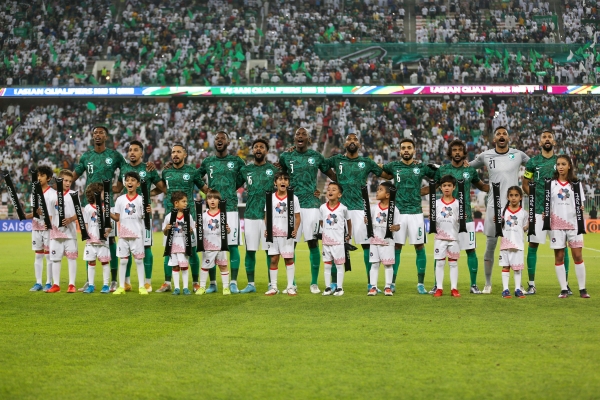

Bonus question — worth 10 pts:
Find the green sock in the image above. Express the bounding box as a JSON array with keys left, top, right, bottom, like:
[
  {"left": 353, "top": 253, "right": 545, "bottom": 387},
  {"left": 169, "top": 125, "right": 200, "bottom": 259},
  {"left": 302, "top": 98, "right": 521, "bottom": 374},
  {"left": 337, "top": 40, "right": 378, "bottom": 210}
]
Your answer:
[
  {"left": 209, "top": 266, "right": 216, "bottom": 283},
  {"left": 144, "top": 247, "right": 153, "bottom": 279},
  {"left": 190, "top": 249, "right": 199, "bottom": 282},
  {"left": 126, "top": 255, "right": 132, "bottom": 278},
  {"left": 432, "top": 259, "right": 437, "bottom": 286},
  {"left": 527, "top": 246, "right": 537, "bottom": 283},
  {"left": 245, "top": 250, "right": 256, "bottom": 283},
  {"left": 309, "top": 246, "right": 321, "bottom": 285},
  {"left": 363, "top": 249, "right": 371, "bottom": 284},
  {"left": 392, "top": 248, "right": 401, "bottom": 283},
  {"left": 230, "top": 245, "right": 240, "bottom": 281},
  {"left": 416, "top": 248, "right": 426, "bottom": 284},
  {"left": 564, "top": 247, "right": 570, "bottom": 280},
  {"left": 110, "top": 242, "right": 118, "bottom": 281},
  {"left": 164, "top": 257, "right": 172, "bottom": 282},
  {"left": 467, "top": 251, "right": 478, "bottom": 286},
  {"left": 266, "top": 253, "right": 271, "bottom": 283},
  {"left": 331, "top": 264, "right": 337, "bottom": 284}
]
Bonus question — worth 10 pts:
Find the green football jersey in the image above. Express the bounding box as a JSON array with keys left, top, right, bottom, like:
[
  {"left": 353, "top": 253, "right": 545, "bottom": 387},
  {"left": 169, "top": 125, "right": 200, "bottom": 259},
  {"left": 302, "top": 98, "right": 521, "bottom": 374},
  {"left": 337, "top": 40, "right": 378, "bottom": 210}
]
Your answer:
[
  {"left": 279, "top": 149, "right": 330, "bottom": 209},
  {"left": 383, "top": 161, "right": 435, "bottom": 214},
  {"left": 524, "top": 154, "right": 557, "bottom": 213},
  {"left": 74, "top": 148, "right": 125, "bottom": 205},
  {"left": 119, "top": 162, "right": 161, "bottom": 195},
  {"left": 198, "top": 155, "right": 245, "bottom": 212},
  {"left": 161, "top": 165, "right": 205, "bottom": 216},
  {"left": 434, "top": 164, "right": 481, "bottom": 222},
  {"left": 240, "top": 162, "right": 277, "bottom": 219},
  {"left": 327, "top": 154, "right": 382, "bottom": 210}
]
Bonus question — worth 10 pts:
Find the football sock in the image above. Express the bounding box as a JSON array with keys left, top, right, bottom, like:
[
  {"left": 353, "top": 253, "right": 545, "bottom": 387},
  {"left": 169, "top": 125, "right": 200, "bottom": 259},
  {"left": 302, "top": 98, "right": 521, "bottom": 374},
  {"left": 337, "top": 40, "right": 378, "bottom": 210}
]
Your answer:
[
  {"left": 208, "top": 263, "right": 217, "bottom": 283},
  {"left": 324, "top": 262, "right": 332, "bottom": 288},
  {"left": 467, "top": 251, "right": 478, "bottom": 286},
  {"left": 230, "top": 245, "right": 240, "bottom": 281},
  {"left": 67, "top": 258, "right": 77, "bottom": 286},
  {"left": 200, "top": 268, "right": 209, "bottom": 287},
  {"left": 393, "top": 248, "right": 401, "bottom": 283},
  {"left": 527, "top": 246, "right": 537, "bottom": 284},
  {"left": 269, "top": 267, "right": 278, "bottom": 289},
  {"left": 34, "top": 253, "right": 44, "bottom": 284},
  {"left": 119, "top": 258, "right": 128, "bottom": 288},
  {"left": 266, "top": 254, "right": 271, "bottom": 283},
  {"left": 109, "top": 241, "right": 118, "bottom": 278},
  {"left": 484, "top": 236, "right": 497, "bottom": 286},
  {"left": 564, "top": 247, "right": 570, "bottom": 280},
  {"left": 449, "top": 260, "right": 458, "bottom": 290},
  {"left": 554, "top": 263, "right": 567, "bottom": 291},
  {"left": 190, "top": 249, "right": 200, "bottom": 282},
  {"left": 125, "top": 276, "right": 131, "bottom": 285},
  {"left": 221, "top": 270, "right": 230, "bottom": 287},
  {"left": 574, "top": 261, "right": 586, "bottom": 290},
  {"left": 502, "top": 270, "right": 510, "bottom": 291},
  {"left": 384, "top": 266, "right": 393, "bottom": 287},
  {"left": 102, "top": 263, "right": 110, "bottom": 285},
  {"left": 331, "top": 264, "right": 337, "bottom": 284},
  {"left": 52, "top": 261, "right": 61, "bottom": 285},
  {"left": 514, "top": 270, "right": 522, "bottom": 291},
  {"left": 369, "top": 263, "right": 380, "bottom": 287},
  {"left": 309, "top": 246, "right": 320, "bottom": 285},
  {"left": 416, "top": 248, "right": 426, "bottom": 284},
  {"left": 88, "top": 262, "right": 96, "bottom": 287},
  {"left": 144, "top": 247, "right": 153, "bottom": 280},
  {"left": 245, "top": 250, "right": 256, "bottom": 283},
  {"left": 431, "top": 259, "right": 437, "bottom": 286},
  {"left": 182, "top": 268, "right": 189, "bottom": 289},
  {"left": 126, "top": 255, "right": 132, "bottom": 278},
  {"left": 173, "top": 270, "right": 180, "bottom": 290},
  {"left": 435, "top": 259, "right": 445, "bottom": 290},
  {"left": 286, "top": 263, "right": 295, "bottom": 288},
  {"left": 111, "top": 268, "right": 117, "bottom": 282},
  {"left": 135, "top": 258, "right": 145, "bottom": 288},
  {"left": 45, "top": 254, "right": 52, "bottom": 284},
  {"left": 363, "top": 249, "right": 371, "bottom": 284},
  {"left": 336, "top": 264, "right": 344, "bottom": 288},
  {"left": 163, "top": 256, "right": 172, "bottom": 283}
]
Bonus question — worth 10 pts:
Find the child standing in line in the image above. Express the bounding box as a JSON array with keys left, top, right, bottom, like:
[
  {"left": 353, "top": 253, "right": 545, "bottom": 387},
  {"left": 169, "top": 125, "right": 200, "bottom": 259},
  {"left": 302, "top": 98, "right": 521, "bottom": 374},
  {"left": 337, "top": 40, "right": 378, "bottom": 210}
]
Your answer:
[{"left": 499, "top": 186, "right": 528, "bottom": 299}]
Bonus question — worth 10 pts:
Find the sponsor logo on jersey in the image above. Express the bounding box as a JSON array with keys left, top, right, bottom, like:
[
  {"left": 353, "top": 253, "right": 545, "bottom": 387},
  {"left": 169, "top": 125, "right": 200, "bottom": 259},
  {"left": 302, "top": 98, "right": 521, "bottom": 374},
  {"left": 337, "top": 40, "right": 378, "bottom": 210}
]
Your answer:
[
  {"left": 266, "top": 169, "right": 273, "bottom": 176},
  {"left": 413, "top": 167, "right": 420, "bottom": 174},
  {"left": 227, "top": 161, "right": 235, "bottom": 170},
  {"left": 505, "top": 215, "right": 518, "bottom": 227},
  {"left": 207, "top": 218, "right": 220, "bottom": 231},
  {"left": 275, "top": 202, "right": 287, "bottom": 214},
  {"left": 308, "top": 157, "right": 315, "bottom": 165},
  {"left": 463, "top": 172, "right": 470, "bottom": 179},
  {"left": 105, "top": 158, "right": 113, "bottom": 165},
  {"left": 125, "top": 203, "right": 137, "bottom": 215},
  {"left": 375, "top": 211, "right": 387, "bottom": 223},
  {"left": 358, "top": 161, "right": 365, "bottom": 169},
  {"left": 326, "top": 213, "right": 338, "bottom": 225},
  {"left": 441, "top": 206, "right": 453, "bottom": 218},
  {"left": 558, "top": 188, "right": 570, "bottom": 200},
  {"left": 183, "top": 173, "right": 190, "bottom": 181}
]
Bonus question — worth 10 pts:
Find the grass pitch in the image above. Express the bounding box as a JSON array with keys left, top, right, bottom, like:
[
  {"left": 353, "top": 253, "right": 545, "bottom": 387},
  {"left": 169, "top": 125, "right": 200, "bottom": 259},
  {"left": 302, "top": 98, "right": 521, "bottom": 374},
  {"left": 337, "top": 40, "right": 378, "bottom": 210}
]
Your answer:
[{"left": 1, "top": 232, "right": 599, "bottom": 399}]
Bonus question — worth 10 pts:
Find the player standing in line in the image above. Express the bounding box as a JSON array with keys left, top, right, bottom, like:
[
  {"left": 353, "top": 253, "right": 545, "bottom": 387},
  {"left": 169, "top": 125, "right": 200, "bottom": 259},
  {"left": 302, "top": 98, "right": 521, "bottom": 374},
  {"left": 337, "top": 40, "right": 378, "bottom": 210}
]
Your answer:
[
  {"left": 82, "top": 183, "right": 113, "bottom": 294},
  {"left": 498, "top": 186, "right": 528, "bottom": 299},
  {"left": 366, "top": 181, "right": 401, "bottom": 296},
  {"left": 427, "top": 140, "right": 489, "bottom": 294},
  {"left": 264, "top": 172, "right": 301, "bottom": 296},
  {"left": 73, "top": 126, "right": 155, "bottom": 292},
  {"left": 522, "top": 129, "right": 571, "bottom": 295},
  {"left": 326, "top": 133, "right": 383, "bottom": 292},
  {"left": 238, "top": 138, "right": 278, "bottom": 293},
  {"left": 26, "top": 166, "right": 55, "bottom": 292},
  {"left": 319, "top": 182, "right": 352, "bottom": 296},
  {"left": 111, "top": 172, "right": 150, "bottom": 295},
  {"left": 432, "top": 175, "right": 462, "bottom": 298},
  {"left": 197, "top": 131, "right": 245, "bottom": 293},
  {"left": 152, "top": 143, "right": 205, "bottom": 293},
  {"left": 162, "top": 192, "right": 195, "bottom": 296},
  {"left": 549, "top": 156, "right": 590, "bottom": 299},
  {"left": 468, "top": 127, "right": 530, "bottom": 294},
  {"left": 46, "top": 170, "right": 79, "bottom": 293},
  {"left": 196, "top": 190, "right": 232, "bottom": 295},
  {"left": 382, "top": 138, "right": 436, "bottom": 294},
  {"left": 112, "top": 140, "right": 165, "bottom": 292},
  {"left": 279, "top": 128, "right": 337, "bottom": 294}
]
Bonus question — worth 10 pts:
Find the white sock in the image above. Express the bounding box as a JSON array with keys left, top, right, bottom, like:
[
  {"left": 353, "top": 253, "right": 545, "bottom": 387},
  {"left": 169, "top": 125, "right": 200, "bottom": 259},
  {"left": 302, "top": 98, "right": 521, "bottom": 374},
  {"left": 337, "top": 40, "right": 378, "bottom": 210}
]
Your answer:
[
  {"left": 248, "top": 282, "right": 255, "bottom": 286},
  {"left": 119, "top": 258, "right": 128, "bottom": 288},
  {"left": 514, "top": 270, "right": 522, "bottom": 291},
  {"left": 173, "top": 270, "right": 180, "bottom": 289},
  {"left": 221, "top": 270, "right": 230, "bottom": 287},
  {"left": 449, "top": 260, "right": 458, "bottom": 290},
  {"left": 269, "top": 268, "right": 278, "bottom": 289},
  {"left": 384, "top": 266, "right": 393, "bottom": 287},
  {"left": 574, "top": 261, "right": 586, "bottom": 290},
  {"left": 369, "top": 263, "right": 380, "bottom": 287},
  {"left": 502, "top": 270, "right": 510, "bottom": 291},
  {"left": 34, "top": 253, "right": 44, "bottom": 284},
  {"left": 286, "top": 263, "right": 295, "bottom": 288},
  {"left": 125, "top": 276, "right": 131, "bottom": 285},
  {"left": 182, "top": 268, "right": 189, "bottom": 289},
  {"left": 145, "top": 278, "right": 151, "bottom": 285},
  {"left": 45, "top": 254, "right": 53, "bottom": 284},
  {"left": 529, "top": 280, "right": 535, "bottom": 286},
  {"left": 336, "top": 265, "right": 344, "bottom": 288},
  {"left": 324, "top": 262, "right": 332, "bottom": 288},
  {"left": 52, "top": 261, "right": 61, "bottom": 286},
  {"left": 135, "top": 258, "right": 145, "bottom": 288},
  {"left": 200, "top": 268, "right": 209, "bottom": 287},
  {"left": 88, "top": 263, "right": 96, "bottom": 287},
  {"left": 435, "top": 259, "right": 445, "bottom": 290},
  {"left": 210, "top": 280, "right": 217, "bottom": 285},
  {"left": 67, "top": 258, "right": 77, "bottom": 286},
  {"left": 102, "top": 264, "right": 110, "bottom": 286},
  {"left": 231, "top": 280, "right": 237, "bottom": 285},
  {"left": 555, "top": 264, "right": 567, "bottom": 290},
  {"left": 484, "top": 259, "right": 494, "bottom": 286}
]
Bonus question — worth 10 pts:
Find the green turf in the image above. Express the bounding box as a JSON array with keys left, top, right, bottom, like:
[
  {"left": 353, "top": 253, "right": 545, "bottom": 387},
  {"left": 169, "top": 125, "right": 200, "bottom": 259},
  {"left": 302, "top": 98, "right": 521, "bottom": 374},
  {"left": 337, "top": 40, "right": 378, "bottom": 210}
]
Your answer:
[{"left": 1, "top": 232, "right": 599, "bottom": 399}]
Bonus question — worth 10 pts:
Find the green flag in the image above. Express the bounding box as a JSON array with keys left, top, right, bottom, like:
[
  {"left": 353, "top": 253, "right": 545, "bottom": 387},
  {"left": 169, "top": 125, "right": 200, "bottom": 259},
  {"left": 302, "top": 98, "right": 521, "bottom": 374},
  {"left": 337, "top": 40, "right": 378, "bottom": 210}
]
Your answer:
[
  {"left": 31, "top": 53, "right": 37, "bottom": 67},
  {"left": 130, "top": 17, "right": 136, "bottom": 27},
  {"left": 536, "top": 71, "right": 547, "bottom": 76},
  {"left": 257, "top": 28, "right": 263, "bottom": 37},
  {"left": 148, "top": 50, "right": 155, "bottom": 60},
  {"left": 3, "top": 55, "right": 9, "bottom": 68},
  {"left": 596, "top": 52, "right": 600, "bottom": 62},
  {"left": 188, "top": 9, "right": 194, "bottom": 19},
  {"left": 158, "top": 74, "right": 166, "bottom": 85},
  {"left": 505, "top": 64, "right": 510, "bottom": 74},
  {"left": 231, "top": 61, "right": 242, "bottom": 69},
  {"left": 193, "top": 63, "right": 201, "bottom": 73},
  {"left": 471, "top": 55, "right": 477, "bottom": 65},
  {"left": 503, "top": 49, "right": 509, "bottom": 60},
  {"left": 233, "top": 68, "right": 240, "bottom": 82},
  {"left": 494, "top": 50, "right": 502, "bottom": 59},
  {"left": 484, "top": 59, "right": 491, "bottom": 69},
  {"left": 90, "top": 75, "right": 99, "bottom": 85},
  {"left": 203, "top": 77, "right": 210, "bottom": 85},
  {"left": 75, "top": 74, "right": 86, "bottom": 79},
  {"left": 124, "top": 20, "right": 130, "bottom": 29},
  {"left": 530, "top": 62, "right": 535, "bottom": 73},
  {"left": 114, "top": 59, "right": 121, "bottom": 69},
  {"left": 138, "top": 64, "right": 146, "bottom": 73},
  {"left": 126, "top": 127, "right": 133, "bottom": 137},
  {"left": 305, "top": 71, "right": 312, "bottom": 79},
  {"left": 157, "top": 66, "right": 166, "bottom": 75},
  {"left": 291, "top": 61, "right": 299, "bottom": 71},
  {"left": 87, "top": 102, "right": 97, "bottom": 111},
  {"left": 225, "top": 41, "right": 232, "bottom": 49},
  {"left": 13, "top": 55, "right": 18, "bottom": 63},
  {"left": 140, "top": 46, "right": 148, "bottom": 56},
  {"left": 235, "top": 51, "right": 245, "bottom": 61},
  {"left": 485, "top": 48, "right": 494, "bottom": 55},
  {"left": 171, "top": 49, "right": 181, "bottom": 62},
  {"left": 517, "top": 51, "right": 522, "bottom": 66},
  {"left": 543, "top": 60, "right": 553, "bottom": 68}
]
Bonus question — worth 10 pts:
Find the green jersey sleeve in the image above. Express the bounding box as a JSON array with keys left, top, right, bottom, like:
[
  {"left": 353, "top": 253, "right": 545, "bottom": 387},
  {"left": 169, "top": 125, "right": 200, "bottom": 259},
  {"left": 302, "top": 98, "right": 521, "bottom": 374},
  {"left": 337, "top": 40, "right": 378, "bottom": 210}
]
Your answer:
[
  {"left": 193, "top": 169, "right": 205, "bottom": 190},
  {"left": 523, "top": 158, "right": 535, "bottom": 180},
  {"left": 279, "top": 153, "right": 289, "bottom": 173},
  {"left": 470, "top": 168, "right": 481, "bottom": 184},
  {"left": 317, "top": 153, "right": 329, "bottom": 174},
  {"left": 74, "top": 153, "right": 86, "bottom": 176},
  {"left": 367, "top": 158, "right": 383, "bottom": 177}
]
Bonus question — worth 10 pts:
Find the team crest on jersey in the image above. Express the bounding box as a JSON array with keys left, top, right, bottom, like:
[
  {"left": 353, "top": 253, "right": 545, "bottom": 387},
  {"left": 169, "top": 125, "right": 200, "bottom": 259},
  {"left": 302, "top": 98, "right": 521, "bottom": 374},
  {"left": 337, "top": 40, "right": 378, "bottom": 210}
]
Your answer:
[
  {"left": 358, "top": 162, "right": 365, "bottom": 169},
  {"left": 375, "top": 211, "right": 387, "bottom": 223},
  {"left": 266, "top": 169, "right": 273, "bottom": 176},
  {"left": 207, "top": 219, "right": 220, "bottom": 231},
  {"left": 275, "top": 202, "right": 287, "bottom": 214},
  {"left": 413, "top": 167, "right": 420, "bottom": 175},
  {"left": 139, "top": 171, "right": 146, "bottom": 178},
  {"left": 125, "top": 203, "right": 137, "bottom": 215},
  {"left": 326, "top": 214, "right": 338, "bottom": 225},
  {"left": 308, "top": 157, "right": 315, "bottom": 165},
  {"left": 182, "top": 173, "right": 190, "bottom": 181},
  {"left": 508, "top": 154, "right": 515, "bottom": 160},
  {"left": 441, "top": 206, "right": 453, "bottom": 218},
  {"left": 463, "top": 172, "right": 470, "bottom": 179},
  {"left": 173, "top": 221, "right": 183, "bottom": 233},
  {"left": 227, "top": 162, "right": 235, "bottom": 170},
  {"left": 105, "top": 158, "right": 113, "bottom": 165},
  {"left": 505, "top": 215, "right": 518, "bottom": 227},
  {"left": 558, "top": 188, "right": 570, "bottom": 200}
]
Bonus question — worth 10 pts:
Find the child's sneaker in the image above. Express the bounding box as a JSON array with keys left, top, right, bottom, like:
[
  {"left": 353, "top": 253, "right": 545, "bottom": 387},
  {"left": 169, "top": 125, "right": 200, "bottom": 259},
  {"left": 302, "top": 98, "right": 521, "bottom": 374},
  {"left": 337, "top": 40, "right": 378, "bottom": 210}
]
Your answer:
[
  {"left": 43, "top": 283, "right": 52, "bottom": 292},
  {"left": 579, "top": 289, "right": 590, "bottom": 298},
  {"left": 67, "top": 284, "right": 77, "bottom": 293},
  {"left": 384, "top": 287, "right": 393, "bottom": 296},
  {"left": 100, "top": 285, "right": 110, "bottom": 294},
  {"left": 367, "top": 286, "right": 378, "bottom": 296},
  {"left": 502, "top": 289, "right": 512, "bottom": 298},
  {"left": 183, "top": 288, "right": 191, "bottom": 295},
  {"left": 240, "top": 284, "right": 257, "bottom": 294},
  {"left": 451, "top": 289, "right": 461, "bottom": 297},
  {"left": 172, "top": 288, "right": 180, "bottom": 295},
  {"left": 156, "top": 282, "right": 171, "bottom": 293},
  {"left": 83, "top": 285, "right": 95, "bottom": 294},
  {"left": 286, "top": 287, "right": 297, "bottom": 296},
  {"left": 139, "top": 287, "right": 149, "bottom": 295},
  {"left": 322, "top": 287, "right": 333, "bottom": 296},
  {"left": 112, "top": 287, "right": 125, "bottom": 295},
  {"left": 195, "top": 287, "right": 206, "bottom": 295},
  {"left": 333, "top": 288, "right": 344, "bottom": 296},
  {"left": 265, "top": 287, "right": 279, "bottom": 296},
  {"left": 206, "top": 283, "right": 218, "bottom": 294},
  {"left": 417, "top": 283, "right": 428, "bottom": 294},
  {"left": 558, "top": 290, "right": 569, "bottom": 298},
  {"left": 223, "top": 287, "right": 231, "bottom": 295},
  {"left": 78, "top": 282, "right": 89, "bottom": 292},
  {"left": 47, "top": 284, "right": 60, "bottom": 293},
  {"left": 144, "top": 283, "right": 153, "bottom": 292},
  {"left": 515, "top": 289, "right": 526, "bottom": 298},
  {"left": 428, "top": 285, "right": 438, "bottom": 295},
  {"left": 124, "top": 283, "right": 132, "bottom": 292},
  {"left": 109, "top": 281, "right": 118, "bottom": 292},
  {"left": 30, "top": 283, "right": 43, "bottom": 292},
  {"left": 433, "top": 289, "right": 443, "bottom": 297}
]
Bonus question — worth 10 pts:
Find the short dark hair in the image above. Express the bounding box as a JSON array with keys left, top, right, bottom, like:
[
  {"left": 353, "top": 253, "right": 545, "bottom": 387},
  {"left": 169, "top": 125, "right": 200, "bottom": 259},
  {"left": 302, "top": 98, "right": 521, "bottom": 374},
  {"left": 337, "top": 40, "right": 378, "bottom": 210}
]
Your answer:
[
  {"left": 540, "top": 129, "right": 554, "bottom": 136},
  {"left": 439, "top": 174, "right": 457, "bottom": 187},
  {"left": 85, "top": 182, "right": 103, "bottom": 204},
  {"left": 206, "top": 189, "right": 222, "bottom": 200},
  {"left": 328, "top": 181, "right": 343, "bottom": 194},
  {"left": 494, "top": 126, "right": 508, "bottom": 134},
  {"left": 129, "top": 140, "right": 144, "bottom": 151},
  {"left": 124, "top": 171, "right": 141, "bottom": 183},
  {"left": 172, "top": 142, "right": 187, "bottom": 152},
  {"left": 59, "top": 169, "right": 74, "bottom": 179},
  {"left": 446, "top": 139, "right": 466, "bottom": 159},
  {"left": 170, "top": 191, "right": 187, "bottom": 204},
  {"left": 37, "top": 166, "right": 53, "bottom": 180},
  {"left": 215, "top": 130, "right": 229, "bottom": 138},
  {"left": 93, "top": 125, "right": 108, "bottom": 135},
  {"left": 379, "top": 180, "right": 395, "bottom": 194},
  {"left": 274, "top": 171, "right": 290, "bottom": 182},
  {"left": 399, "top": 138, "right": 415, "bottom": 148},
  {"left": 252, "top": 138, "right": 270, "bottom": 151}
]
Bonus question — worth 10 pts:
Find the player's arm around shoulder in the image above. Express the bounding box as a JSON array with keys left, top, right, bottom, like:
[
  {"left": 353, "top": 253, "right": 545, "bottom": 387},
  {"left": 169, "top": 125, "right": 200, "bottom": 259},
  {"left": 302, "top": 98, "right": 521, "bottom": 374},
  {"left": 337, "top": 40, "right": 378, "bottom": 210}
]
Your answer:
[{"left": 380, "top": 162, "right": 394, "bottom": 180}]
